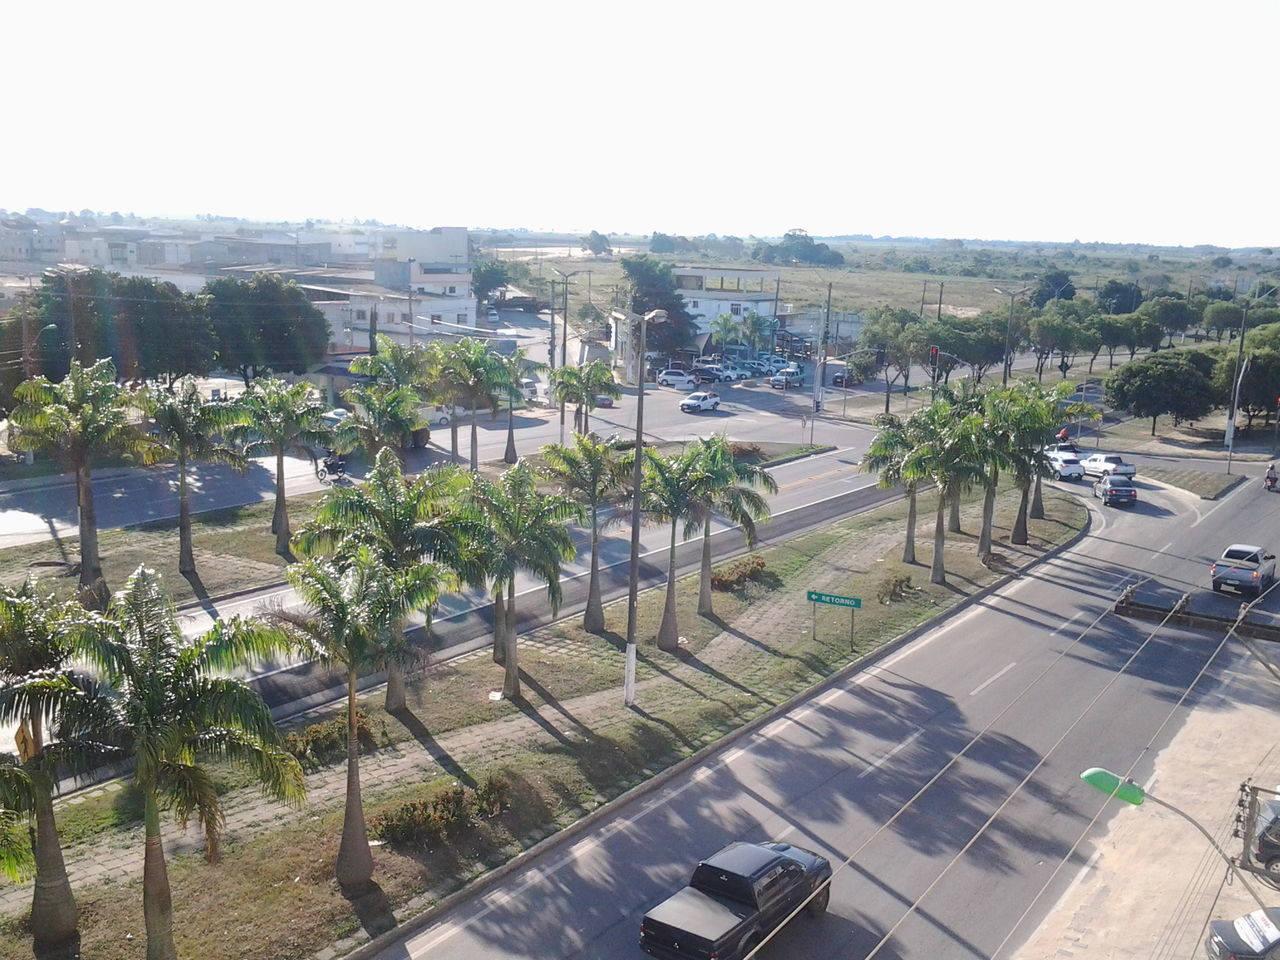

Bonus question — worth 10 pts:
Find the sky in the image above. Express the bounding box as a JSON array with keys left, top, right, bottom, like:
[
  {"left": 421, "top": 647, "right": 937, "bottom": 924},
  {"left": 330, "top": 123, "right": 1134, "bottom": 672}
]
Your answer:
[{"left": 6, "top": 0, "right": 1278, "bottom": 248}]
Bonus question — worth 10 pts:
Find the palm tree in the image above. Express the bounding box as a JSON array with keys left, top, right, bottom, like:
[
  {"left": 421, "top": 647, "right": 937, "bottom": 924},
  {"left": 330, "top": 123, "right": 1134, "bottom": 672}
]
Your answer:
[
  {"left": 47, "top": 567, "right": 305, "bottom": 960},
  {"left": 146, "top": 376, "right": 250, "bottom": 575},
  {"left": 689, "top": 436, "right": 777, "bottom": 617},
  {"left": 10, "top": 358, "right": 156, "bottom": 607},
  {"left": 294, "top": 448, "right": 479, "bottom": 711},
  {"left": 447, "top": 339, "right": 505, "bottom": 471},
  {"left": 0, "top": 580, "right": 89, "bottom": 960},
  {"left": 337, "top": 382, "right": 427, "bottom": 464},
  {"left": 494, "top": 347, "right": 544, "bottom": 464},
  {"left": 639, "top": 446, "right": 714, "bottom": 652},
  {"left": 862, "top": 412, "right": 925, "bottom": 564},
  {"left": 577, "top": 360, "right": 621, "bottom": 435},
  {"left": 975, "top": 387, "right": 1017, "bottom": 564},
  {"left": 349, "top": 335, "right": 431, "bottom": 393},
  {"left": 272, "top": 551, "right": 440, "bottom": 895},
  {"left": 230, "top": 378, "right": 332, "bottom": 555},
  {"left": 540, "top": 434, "right": 629, "bottom": 633},
  {"left": 905, "top": 398, "right": 985, "bottom": 585},
  {"left": 741, "top": 312, "right": 775, "bottom": 358},
  {"left": 710, "top": 313, "right": 742, "bottom": 354},
  {"left": 548, "top": 365, "right": 590, "bottom": 434},
  {"left": 465, "top": 463, "right": 579, "bottom": 700},
  {"left": 0, "top": 762, "right": 37, "bottom": 883},
  {"left": 424, "top": 341, "right": 465, "bottom": 464}
]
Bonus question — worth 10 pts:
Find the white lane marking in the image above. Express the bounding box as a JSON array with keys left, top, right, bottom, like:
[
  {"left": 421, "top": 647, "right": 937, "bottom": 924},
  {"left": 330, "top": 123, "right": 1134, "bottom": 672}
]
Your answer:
[
  {"left": 1048, "top": 612, "right": 1084, "bottom": 637},
  {"left": 1191, "top": 479, "right": 1248, "bottom": 528},
  {"left": 1159, "top": 539, "right": 1174, "bottom": 554},
  {"left": 1142, "top": 774, "right": 1157, "bottom": 793},
  {"left": 818, "top": 689, "right": 844, "bottom": 705},
  {"left": 858, "top": 727, "right": 925, "bottom": 779},
  {"left": 969, "top": 662, "right": 1017, "bottom": 697}
]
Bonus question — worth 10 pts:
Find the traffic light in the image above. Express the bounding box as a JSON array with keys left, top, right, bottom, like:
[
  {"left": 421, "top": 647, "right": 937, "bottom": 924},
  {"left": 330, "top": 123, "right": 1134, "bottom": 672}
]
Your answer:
[{"left": 929, "top": 345, "right": 939, "bottom": 368}]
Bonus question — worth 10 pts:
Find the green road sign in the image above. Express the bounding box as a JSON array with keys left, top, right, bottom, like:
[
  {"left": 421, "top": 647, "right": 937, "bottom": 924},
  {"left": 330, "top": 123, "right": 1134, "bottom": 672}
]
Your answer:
[{"left": 807, "top": 591, "right": 861, "bottom": 608}]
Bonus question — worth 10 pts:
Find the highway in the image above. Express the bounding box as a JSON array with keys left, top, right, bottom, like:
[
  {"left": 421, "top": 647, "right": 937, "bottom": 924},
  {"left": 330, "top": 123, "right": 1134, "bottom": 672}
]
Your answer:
[{"left": 359, "top": 470, "right": 1278, "bottom": 960}]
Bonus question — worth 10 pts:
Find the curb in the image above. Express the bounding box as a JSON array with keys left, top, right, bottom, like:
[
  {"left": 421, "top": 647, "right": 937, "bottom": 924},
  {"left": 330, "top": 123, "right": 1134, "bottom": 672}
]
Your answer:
[
  {"left": 759, "top": 445, "right": 837, "bottom": 468},
  {"left": 338, "top": 499, "right": 1095, "bottom": 960}
]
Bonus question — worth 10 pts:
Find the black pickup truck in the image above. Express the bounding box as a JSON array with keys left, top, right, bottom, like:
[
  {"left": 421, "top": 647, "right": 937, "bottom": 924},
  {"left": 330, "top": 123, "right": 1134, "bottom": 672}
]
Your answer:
[{"left": 639, "top": 840, "right": 832, "bottom": 960}]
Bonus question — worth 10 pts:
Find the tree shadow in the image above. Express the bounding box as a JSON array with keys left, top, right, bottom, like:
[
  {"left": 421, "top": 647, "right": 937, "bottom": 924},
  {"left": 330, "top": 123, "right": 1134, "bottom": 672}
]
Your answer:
[
  {"left": 389, "top": 706, "right": 476, "bottom": 788},
  {"left": 345, "top": 880, "right": 398, "bottom": 938},
  {"left": 181, "top": 569, "right": 220, "bottom": 620},
  {"left": 628, "top": 704, "right": 698, "bottom": 751}
]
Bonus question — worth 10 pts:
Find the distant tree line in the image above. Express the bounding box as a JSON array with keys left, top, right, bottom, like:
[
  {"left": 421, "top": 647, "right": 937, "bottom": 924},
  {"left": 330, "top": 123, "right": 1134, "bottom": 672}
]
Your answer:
[{"left": 0, "top": 270, "right": 330, "bottom": 413}]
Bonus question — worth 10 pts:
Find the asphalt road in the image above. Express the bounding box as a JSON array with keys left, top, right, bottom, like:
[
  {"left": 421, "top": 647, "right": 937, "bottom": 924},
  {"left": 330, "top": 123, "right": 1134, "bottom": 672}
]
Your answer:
[{"left": 364, "top": 473, "right": 1279, "bottom": 960}]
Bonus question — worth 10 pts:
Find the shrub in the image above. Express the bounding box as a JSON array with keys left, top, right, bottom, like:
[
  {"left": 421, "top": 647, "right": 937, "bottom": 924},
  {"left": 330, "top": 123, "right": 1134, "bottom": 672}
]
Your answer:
[
  {"left": 710, "top": 553, "right": 767, "bottom": 592},
  {"left": 370, "top": 775, "right": 510, "bottom": 850},
  {"left": 728, "top": 441, "right": 763, "bottom": 462},
  {"left": 285, "top": 708, "right": 379, "bottom": 769},
  {"left": 876, "top": 574, "right": 915, "bottom": 604}
]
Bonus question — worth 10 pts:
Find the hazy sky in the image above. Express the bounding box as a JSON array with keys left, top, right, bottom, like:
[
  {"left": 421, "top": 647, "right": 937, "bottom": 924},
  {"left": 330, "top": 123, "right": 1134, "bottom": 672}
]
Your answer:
[{"left": 7, "top": 1, "right": 1276, "bottom": 248}]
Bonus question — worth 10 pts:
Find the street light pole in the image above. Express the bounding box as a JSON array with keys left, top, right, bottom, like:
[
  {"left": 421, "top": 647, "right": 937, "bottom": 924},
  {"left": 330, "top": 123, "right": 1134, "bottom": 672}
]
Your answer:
[
  {"left": 552, "top": 268, "right": 582, "bottom": 445},
  {"left": 624, "top": 309, "right": 667, "bottom": 707},
  {"left": 994, "top": 285, "right": 1031, "bottom": 386},
  {"left": 1081, "top": 768, "right": 1269, "bottom": 912}
]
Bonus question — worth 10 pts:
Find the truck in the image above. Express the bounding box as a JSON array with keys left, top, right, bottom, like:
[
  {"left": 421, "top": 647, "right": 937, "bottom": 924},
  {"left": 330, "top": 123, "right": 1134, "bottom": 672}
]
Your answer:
[
  {"left": 639, "top": 840, "right": 831, "bottom": 960},
  {"left": 1211, "top": 544, "right": 1277, "bottom": 598}
]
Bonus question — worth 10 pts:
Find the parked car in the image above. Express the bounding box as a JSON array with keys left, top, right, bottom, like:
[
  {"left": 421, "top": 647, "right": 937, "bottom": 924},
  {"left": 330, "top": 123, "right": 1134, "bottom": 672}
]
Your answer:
[
  {"left": 1047, "top": 451, "right": 1085, "bottom": 481},
  {"left": 1044, "top": 441, "right": 1083, "bottom": 456},
  {"left": 321, "top": 408, "right": 351, "bottom": 430},
  {"left": 640, "top": 841, "right": 831, "bottom": 960},
  {"left": 1204, "top": 907, "right": 1280, "bottom": 960},
  {"left": 594, "top": 394, "right": 615, "bottom": 409},
  {"left": 1211, "top": 544, "right": 1277, "bottom": 597},
  {"left": 763, "top": 356, "right": 791, "bottom": 372},
  {"left": 485, "top": 307, "right": 500, "bottom": 322},
  {"left": 1246, "top": 792, "right": 1280, "bottom": 877},
  {"left": 770, "top": 371, "right": 804, "bottom": 389},
  {"left": 516, "top": 378, "right": 539, "bottom": 401},
  {"left": 680, "top": 391, "right": 721, "bottom": 412},
  {"left": 658, "top": 370, "right": 699, "bottom": 389},
  {"left": 831, "top": 371, "right": 862, "bottom": 388},
  {"left": 718, "top": 363, "right": 752, "bottom": 380},
  {"left": 695, "top": 365, "right": 733, "bottom": 383},
  {"left": 742, "top": 360, "right": 769, "bottom": 376},
  {"left": 1093, "top": 474, "right": 1138, "bottom": 507},
  {"left": 1080, "top": 453, "right": 1137, "bottom": 478}
]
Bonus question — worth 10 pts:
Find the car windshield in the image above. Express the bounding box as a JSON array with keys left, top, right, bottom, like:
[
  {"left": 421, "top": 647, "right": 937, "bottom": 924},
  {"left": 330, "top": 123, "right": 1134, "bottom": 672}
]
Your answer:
[
  {"left": 1106, "top": 477, "right": 1134, "bottom": 488},
  {"left": 1062, "top": 458, "right": 1080, "bottom": 465}
]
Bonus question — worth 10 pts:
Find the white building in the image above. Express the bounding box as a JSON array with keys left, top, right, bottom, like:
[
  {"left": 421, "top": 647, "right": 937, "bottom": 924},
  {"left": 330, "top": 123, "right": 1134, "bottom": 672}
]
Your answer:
[{"left": 670, "top": 266, "right": 789, "bottom": 334}]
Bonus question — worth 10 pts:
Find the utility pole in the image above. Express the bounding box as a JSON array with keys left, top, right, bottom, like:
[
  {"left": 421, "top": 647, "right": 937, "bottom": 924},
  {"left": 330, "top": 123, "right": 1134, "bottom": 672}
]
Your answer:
[
  {"left": 919, "top": 281, "right": 928, "bottom": 318},
  {"left": 406, "top": 258, "right": 415, "bottom": 346},
  {"left": 772, "top": 277, "right": 782, "bottom": 352},
  {"left": 812, "top": 282, "right": 831, "bottom": 445},
  {"left": 547, "top": 279, "right": 558, "bottom": 371},
  {"left": 936, "top": 281, "right": 944, "bottom": 321}
]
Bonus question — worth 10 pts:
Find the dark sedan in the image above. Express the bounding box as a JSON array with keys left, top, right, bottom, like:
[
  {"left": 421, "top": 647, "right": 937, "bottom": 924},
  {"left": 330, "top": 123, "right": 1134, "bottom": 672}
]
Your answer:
[
  {"left": 832, "top": 371, "right": 862, "bottom": 387},
  {"left": 1093, "top": 475, "right": 1137, "bottom": 507}
]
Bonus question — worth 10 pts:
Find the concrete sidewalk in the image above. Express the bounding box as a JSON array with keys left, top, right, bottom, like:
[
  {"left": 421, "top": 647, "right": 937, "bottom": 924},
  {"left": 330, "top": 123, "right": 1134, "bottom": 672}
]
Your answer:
[{"left": 1012, "top": 646, "right": 1280, "bottom": 960}]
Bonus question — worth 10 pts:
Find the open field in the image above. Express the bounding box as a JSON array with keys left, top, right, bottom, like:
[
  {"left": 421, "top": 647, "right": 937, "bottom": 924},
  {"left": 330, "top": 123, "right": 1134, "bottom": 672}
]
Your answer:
[{"left": 0, "top": 484, "right": 1087, "bottom": 960}]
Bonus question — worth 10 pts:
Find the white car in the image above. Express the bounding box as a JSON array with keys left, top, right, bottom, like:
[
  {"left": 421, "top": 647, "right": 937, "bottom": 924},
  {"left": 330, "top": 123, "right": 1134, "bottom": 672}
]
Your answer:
[
  {"left": 485, "top": 307, "right": 500, "bottom": 322},
  {"left": 657, "top": 370, "right": 698, "bottom": 390},
  {"left": 680, "top": 391, "right": 721, "bottom": 412},
  {"left": 718, "top": 364, "right": 751, "bottom": 380},
  {"left": 1046, "top": 451, "right": 1084, "bottom": 481},
  {"left": 1079, "top": 453, "right": 1137, "bottom": 478}
]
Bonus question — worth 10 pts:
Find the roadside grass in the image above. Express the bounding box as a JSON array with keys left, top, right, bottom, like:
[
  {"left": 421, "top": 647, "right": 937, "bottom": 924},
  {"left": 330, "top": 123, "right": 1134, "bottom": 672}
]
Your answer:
[
  {"left": 0, "top": 484, "right": 1087, "bottom": 960},
  {"left": 1103, "top": 411, "right": 1274, "bottom": 462},
  {"left": 1143, "top": 467, "right": 1246, "bottom": 500},
  {"left": 0, "top": 493, "right": 324, "bottom": 606}
]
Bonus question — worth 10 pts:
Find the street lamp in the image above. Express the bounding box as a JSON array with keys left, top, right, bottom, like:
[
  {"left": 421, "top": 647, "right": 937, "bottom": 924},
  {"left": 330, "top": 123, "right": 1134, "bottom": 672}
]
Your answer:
[
  {"left": 1225, "top": 286, "right": 1279, "bottom": 474},
  {"left": 406, "top": 258, "right": 415, "bottom": 346},
  {"left": 624, "top": 309, "right": 667, "bottom": 707},
  {"left": 1080, "top": 767, "right": 1268, "bottom": 911},
  {"left": 994, "top": 285, "right": 1031, "bottom": 386}
]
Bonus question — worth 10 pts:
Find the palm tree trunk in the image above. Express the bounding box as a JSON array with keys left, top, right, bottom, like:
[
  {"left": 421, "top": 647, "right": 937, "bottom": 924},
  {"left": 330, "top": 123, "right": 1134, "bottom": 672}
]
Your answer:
[
  {"left": 502, "top": 578, "right": 520, "bottom": 700},
  {"left": 903, "top": 484, "right": 917, "bottom": 564},
  {"left": 656, "top": 521, "right": 680, "bottom": 652},
  {"left": 1012, "top": 481, "right": 1030, "bottom": 545},
  {"left": 30, "top": 774, "right": 80, "bottom": 960},
  {"left": 1030, "top": 472, "right": 1046, "bottom": 519},
  {"left": 450, "top": 406, "right": 460, "bottom": 464},
  {"left": 581, "top": 405, "right": 589, "bottom": 435},
  {"left": 948, "top": 486, "right": 962, "bottom": 533},
  {"left": 177, "top": 452, "right": 195, "bottom": 574},
  {"left": 697, "top": 516, "right": 714, "bottom": 617},
  {"left": 930, "top": 490, "right": 948, "bottom": 585},
  {"left": 583, "top": 505, "right": 605, "bottom": 633},
  {"left": 978, "top": 481, "right": 997, "bottom": 563},
  {"left": 141, "top": 790, "right": 177, "bottom": 960},
  {"left": 335, "top": 669, "right": 374, "bottom": 896},
  {"left": 503, "top": 403, "right": 517, "bottom": 464},
  {"left": 273, "top": 449, "right": 291, "bottom": 555},
  {"left": 492, "top": 588, "right": 507, "bottom": 664},
  {"left": 384, "top": 618, "right": 407, "bottom": 714},
  {"left": 469, "top": 405, "right": 479, "bottom": 472},
  {"left": 76, "top": 463, "right": 107, "bottom": 609}
]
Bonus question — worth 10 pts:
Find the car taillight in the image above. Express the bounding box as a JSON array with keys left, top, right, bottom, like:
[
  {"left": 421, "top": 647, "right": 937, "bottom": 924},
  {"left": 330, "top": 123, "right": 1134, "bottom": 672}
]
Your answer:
[
  {"left": 1211, "top": 565, "right": 1219, "bottom": 574},
  {"left": 1252, "top": 571, "right": 1260, "bottom": 579}
]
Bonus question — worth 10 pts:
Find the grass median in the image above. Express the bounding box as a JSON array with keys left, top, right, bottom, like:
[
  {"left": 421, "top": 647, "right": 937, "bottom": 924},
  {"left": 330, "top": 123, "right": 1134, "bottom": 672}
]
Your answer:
[{"left": 0, "top": 482, "right": 1088, "bottom": 960}]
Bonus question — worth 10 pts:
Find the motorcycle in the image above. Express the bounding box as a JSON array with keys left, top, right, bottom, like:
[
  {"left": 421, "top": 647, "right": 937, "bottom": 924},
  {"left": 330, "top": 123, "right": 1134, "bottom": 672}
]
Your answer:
[
  {"left": 317, "top": 455, "right": 347, "bottom": 484},
  {"left": 1265, "top": 474, "right": 1277, "bottom": 492}
]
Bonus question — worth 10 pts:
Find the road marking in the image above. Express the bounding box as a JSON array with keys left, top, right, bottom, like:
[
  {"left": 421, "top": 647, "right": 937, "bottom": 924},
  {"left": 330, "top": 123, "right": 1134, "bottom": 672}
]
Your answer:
[
  {"left": 969, "top": 662, "right": 1017, "bottom": 697},
  {"left": 1191, "top": 478, "right": 1248, "bottom": 528},
  {"left": 818, "top": 689, "right": 844, "bottom": 705},
  {"left": 1048, "top": 612, "right": 1083, "bottom": 637},
  {"left": 858, "top": 727, "right": 924, "bottom": 778}
]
